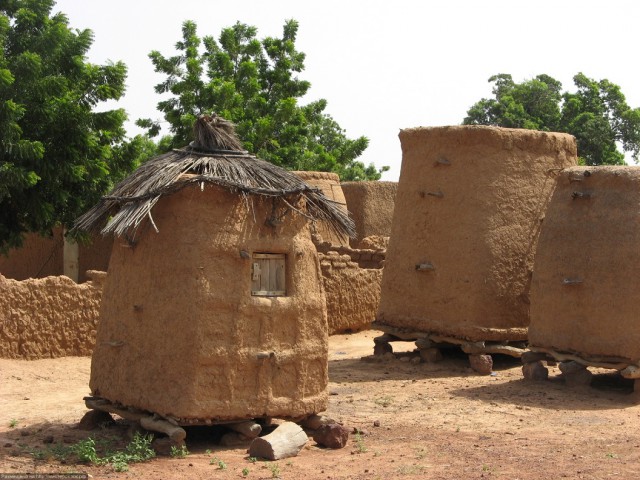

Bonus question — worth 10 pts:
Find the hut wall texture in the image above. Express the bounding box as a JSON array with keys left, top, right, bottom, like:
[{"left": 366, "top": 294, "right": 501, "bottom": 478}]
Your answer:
[
  {"left": 529, "top": 166, "right": 640, "bottom": 361},
  {"left": 317, "top": 248, "right": 384, "bottom": 334},
  {"left": 90, "top": 185, "right": 328, "bottom": 421},
  {"left": 0, "top": 227, "right": 64, "bottom": 280},
  {"left": 0, "top": 271, "right": 105, "bottom": 359},
  {"left": 377, "top": 126, "right": 577, "bottom": 342},
  {"left": 292, "top": 171, "right": 349, "bottom": 246},
  {"left": 340, "top": 181, "right": 398, "bottom": 248}
]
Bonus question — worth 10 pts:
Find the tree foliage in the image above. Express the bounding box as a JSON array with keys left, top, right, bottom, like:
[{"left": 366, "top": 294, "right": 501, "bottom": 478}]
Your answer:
[
  {"left": 0, "top": 0, "right": 147, "bottom": 253},
  {"left": 464, "top": 73, "right": 640, "bottom": 165},
  {"left": 139, "top": 19, "right": 386, "bottom": 180}
]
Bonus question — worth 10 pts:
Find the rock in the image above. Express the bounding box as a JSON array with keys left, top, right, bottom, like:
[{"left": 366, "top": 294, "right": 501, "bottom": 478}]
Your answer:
[
  {"left": 419, "top": 348, "right": 443, "bottom": 363},
  {"left": 560, "top": 362, "right": 593, "bottom": 387},
  {"left": 248, "top": 422, "right": 308, "bottom": 460},
  {"left": 42, "top": 436, "right": 54, "bottom": 444},
  {"left": 522, "top": 361, "right": 549, "bottom": 381},
  {"left": 469, "top": 354, "right": 493, "bottom": 375},
  {"left": 373, "top": 420, "right": 381, "bottom": 427},
  {"left": 312, "top": 423, "right": 350, "bottom": 449},
  {"left": 220, "top": 432, "right": 251, "bottom": 447},
  {"left": 152, "top": 437, "right": 185, "bottom": 456},
  {"left": 521, "top": 351, "right": 548, "bottom": 364},
  {"left": 78, "top": 409, "right": 114, "bottom": 431},
  {"left": 373, "top": 342, "right": 393, "bottom": 356}
]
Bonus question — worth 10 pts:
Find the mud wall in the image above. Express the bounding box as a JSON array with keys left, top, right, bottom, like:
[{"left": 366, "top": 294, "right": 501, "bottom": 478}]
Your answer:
[
  {"left": 341, "top": 181, "right": 397, "bottom": 248},
  {"left": 315, "top": 239, "right": 385, "bottom": 334},
  {"left": 91, "top": 185, "right": 328, "bottom": 421},
  {"left": 0, "top": 271, "right": 105, "bottom": 359},
  {"left": 529, "top": 166, "right": 640, "bottom": 361},
  {"left": 378, "top": 126, "right": 578, "bottom": 342},
  {"left": 0, "top": 228, "right": 112, "bottom": 283}
]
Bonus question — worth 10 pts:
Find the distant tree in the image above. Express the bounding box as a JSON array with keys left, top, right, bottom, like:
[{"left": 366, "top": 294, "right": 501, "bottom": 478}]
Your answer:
[
  {"left": 138, "top": 20, "right": 387, "bottom": 180},
  {"left": 0, "top": 0, "right": 146, "bottom": 253},
  {"left": 464, "top": 73, "right": 640, "bottom": 165}
]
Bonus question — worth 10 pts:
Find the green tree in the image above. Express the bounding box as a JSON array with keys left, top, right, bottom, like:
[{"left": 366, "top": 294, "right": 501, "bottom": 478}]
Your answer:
[
  {"left": 464, "top": 73, "right": 640, "bottom": 165},
  {"left": 0, "top": 0, "right": 146, "bottom": 253},
  {"left": 139, "top": 19, "right": 387, "bottom": 180}
]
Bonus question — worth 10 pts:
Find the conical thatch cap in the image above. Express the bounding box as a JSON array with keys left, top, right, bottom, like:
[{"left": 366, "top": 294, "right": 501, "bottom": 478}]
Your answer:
[{"left": 74, "top": 114, "right": 355, "bottom": 241}]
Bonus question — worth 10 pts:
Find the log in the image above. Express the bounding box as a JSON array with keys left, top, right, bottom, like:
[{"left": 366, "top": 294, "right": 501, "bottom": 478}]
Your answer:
[
  {"left": 248, "top": 421, "right": 308, "bottom": 460},
  {"left": 227, "top": 420, "right": 262, "bottom": 438},
  {"left": 300, "top": 414, "right": 336, "bottom": 430},
  {"left": 140, "top": 416, "right": 186, "bottom": 442}
]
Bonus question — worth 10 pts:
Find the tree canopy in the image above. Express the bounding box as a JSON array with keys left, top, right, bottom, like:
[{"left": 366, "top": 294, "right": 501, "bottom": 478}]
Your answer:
[
  {"left": 138, "top": 19, "right": 387, "bottom": 181},
  {"left": 0, "top": 0, "right": 145, "bottom": 253},
  {"left": 464, "top": 73, "right": 640, "bottom": 165}
]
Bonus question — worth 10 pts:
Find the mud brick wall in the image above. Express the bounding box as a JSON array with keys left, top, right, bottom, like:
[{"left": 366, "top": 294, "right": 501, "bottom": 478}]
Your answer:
[
  {"left": 0, "top": 271, "right": 105, "bottom": 359},
  {"left": 317, "top": 243, "right": 385, "bottom": 334}
]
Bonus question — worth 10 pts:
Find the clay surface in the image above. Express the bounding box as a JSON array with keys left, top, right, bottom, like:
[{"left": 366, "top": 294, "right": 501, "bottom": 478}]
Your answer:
[
  {"left": 378, "top": 126, "right": 577, "bottom": 341},
  {"left": 0, "top": 227, "right": 112, "bottom": 283},
  {"left": 90, "top": 185, "right": 328, "bottom": 421},
  {"left": 341, "top": 181, "right": 397, "bottom": 248},
  {"left": 319, "top": 251, "right": 382, "bottom": 334},
  {"left": 529, "top": 166, "right": 640, "bottom": 361},
  {"left": 0, "top": 271, "right": 105, "bottom": 359},
  {"left": 293, "top": 171, "right": 349, "bottom": 246},
  {"left": 2, "top": 330, "right": 639, "bottom": 479}
]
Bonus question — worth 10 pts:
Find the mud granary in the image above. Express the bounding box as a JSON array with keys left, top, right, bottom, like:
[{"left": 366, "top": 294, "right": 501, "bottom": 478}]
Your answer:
[
  {"left": 74, "top": 115, "right": 355, "bottom": 425},
  {"left": 375, "top": 126, "right": 577, "bottom": 370}
]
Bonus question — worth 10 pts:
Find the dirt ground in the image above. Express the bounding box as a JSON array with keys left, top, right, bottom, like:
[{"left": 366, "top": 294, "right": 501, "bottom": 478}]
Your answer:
[{"left": 1, "top": 329, "right": 640, "bottom": 479}]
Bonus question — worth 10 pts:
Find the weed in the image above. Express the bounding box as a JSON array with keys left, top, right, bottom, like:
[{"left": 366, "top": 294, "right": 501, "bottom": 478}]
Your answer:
[
  {"left": 170, "top": 444, "right": 189, "bottom": 458},
  {"left": 242, "top": 467, "right": 250, "bottom": 476},
  {"left": 209, "top": 457, "right": 227, "bottom": 469},
  {"left": 374, "top": 396, "right": 393, "bottom": 408},
  {"left": 268, "top": 462, "right": 280, "bottom": 478},
  {"left": 248, "top": 456, "right": 258, "bottom": 463},
  {"left": 205, "top": 448, "right": 212, "bottom": 456},
  {"left": 9, "top": 419, "right": 18, "bottom": 428},
  {"left": 354, "top": 432, "right": 368, "bottom": 453},
  {"left": 72, "top": 438, "right": 99, "bottom": 464},
  {"left": 606, "top": 452, "right": 618, "bottom": 459},
  {"left": 397, "top": 464, "right": 427, "bottom": 475}
]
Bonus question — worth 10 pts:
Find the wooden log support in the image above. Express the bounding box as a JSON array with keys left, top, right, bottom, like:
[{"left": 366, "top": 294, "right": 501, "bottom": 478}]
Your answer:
[
  {"left": 140, "top": 416, "right": 187, "bottom": 442},
  {"left": 248, "top": 421, "right": 308, "bottom": 460},
  {"left": 227, "top": 420, "right": 262, "bottom": 438},
  {"left": 300, "top": 414, "right": 336, "bottom": 431}
]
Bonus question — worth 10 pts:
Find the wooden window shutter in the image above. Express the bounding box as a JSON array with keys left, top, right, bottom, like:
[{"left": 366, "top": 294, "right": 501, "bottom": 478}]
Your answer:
[{"left": 251, "top": 253, "right": 286, "bottom": 296}]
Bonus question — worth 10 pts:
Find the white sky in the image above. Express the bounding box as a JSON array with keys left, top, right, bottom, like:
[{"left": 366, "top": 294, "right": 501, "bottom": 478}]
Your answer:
[{"left": 54, "top": 0, "right": 640, "bottom": 181}]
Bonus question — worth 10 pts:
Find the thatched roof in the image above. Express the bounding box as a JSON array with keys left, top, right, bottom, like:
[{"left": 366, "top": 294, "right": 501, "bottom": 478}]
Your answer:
[{"left": 74, "top": 115, "right": 355, "bottom": 241}]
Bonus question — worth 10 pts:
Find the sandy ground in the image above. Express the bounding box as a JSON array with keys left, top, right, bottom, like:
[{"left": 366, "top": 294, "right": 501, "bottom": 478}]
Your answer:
[{"left": 1, "top": 329, "right": 640, "bottom": 479}]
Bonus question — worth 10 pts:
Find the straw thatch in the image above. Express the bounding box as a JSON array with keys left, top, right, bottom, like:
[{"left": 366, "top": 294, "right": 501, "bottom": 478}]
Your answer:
[{"left": 74, "top": 114, "right": 355, "bottom": 242}]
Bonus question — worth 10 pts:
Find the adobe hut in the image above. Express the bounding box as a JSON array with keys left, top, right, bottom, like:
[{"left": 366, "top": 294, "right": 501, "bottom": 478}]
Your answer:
[
  {"left": 74, "top": 115, "right": 354, "bottom": 439},
  {"left": 524, "top": 166, "right": 640, "bottom": 393},
  {"left": 374, "top": 126, "right": 577, "bottom": 373},
  {"left": 340, "top": 181, "right": 397, "bottom": 248},
  {"left": 292, "top": 171, "right": 349, "bottom": 246}
]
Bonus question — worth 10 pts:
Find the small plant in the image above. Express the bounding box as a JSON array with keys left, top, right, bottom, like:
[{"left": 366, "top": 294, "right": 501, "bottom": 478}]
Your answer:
[
  {"left": 170, "top": 444, "right": 189, "bottom": 458},
  {"left": 606, "top": 452, "right": 618, "bottom": 459},
  {"left": 354, "top": 432, "right": 368, "bottom": 453},
  {"left": 205, "top": 448, "right": 212, "bottom": 456},
  {"left": 72, "top": 438, "right": 99, "bottom": 464},
  {"left": 209, "top": 457, "right": 227, "bottom": 469},
  {"left": 268, "top": 462, "right": 280, "bottom": 478},
  {"left": 374, "top": 396, "right": 393, "bottom": 408},
  {"left": 242, "top": 467, "right": 250, "bottom": 476},
  {"left": 9, "top": 419, "right": 18, "bottom": 428},
  {"left": 248, "top": 456, "right": 258, "bottom": 463}
]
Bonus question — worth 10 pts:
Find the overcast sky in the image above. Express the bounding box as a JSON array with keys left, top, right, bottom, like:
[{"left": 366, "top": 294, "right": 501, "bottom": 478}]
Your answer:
[{"left": 54, "top": 0, "right": 640, "bottom": 181}]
